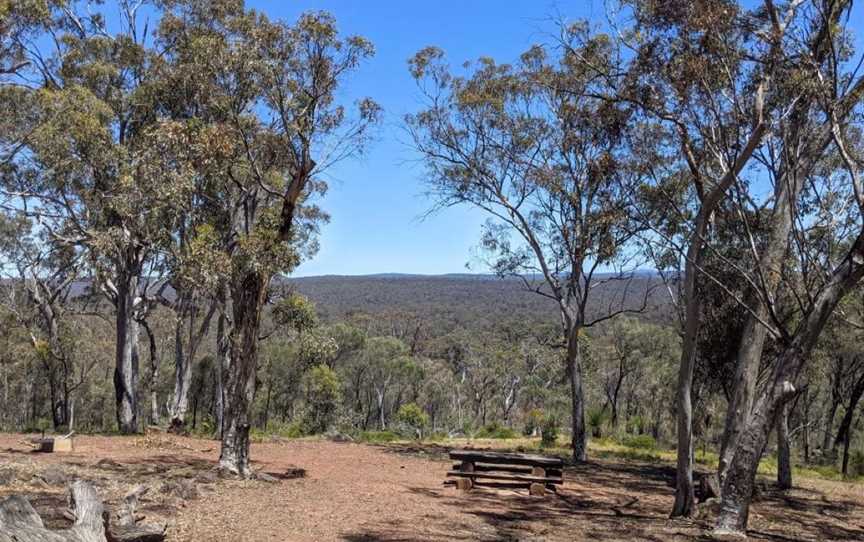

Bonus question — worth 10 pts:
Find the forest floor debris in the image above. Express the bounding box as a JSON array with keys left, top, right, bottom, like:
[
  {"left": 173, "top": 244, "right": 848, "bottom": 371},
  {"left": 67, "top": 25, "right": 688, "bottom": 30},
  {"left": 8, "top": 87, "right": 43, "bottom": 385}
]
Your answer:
[{"left": 1, "top": 433, "right": 862, "bottom": 541}]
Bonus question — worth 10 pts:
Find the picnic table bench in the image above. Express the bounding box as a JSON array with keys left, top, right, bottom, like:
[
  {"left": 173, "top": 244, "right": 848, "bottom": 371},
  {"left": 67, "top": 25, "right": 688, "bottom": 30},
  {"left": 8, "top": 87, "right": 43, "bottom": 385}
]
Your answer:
[{"left": 445, "top": 449, "right": 564, "bottom": 496}]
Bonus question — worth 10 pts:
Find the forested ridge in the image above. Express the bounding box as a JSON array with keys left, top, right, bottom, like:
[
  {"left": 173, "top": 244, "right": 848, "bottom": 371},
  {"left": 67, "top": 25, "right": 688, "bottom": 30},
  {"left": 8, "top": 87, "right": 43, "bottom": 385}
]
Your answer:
[{"left": 2, "top": 0, "right": 864, "bottom": 538}]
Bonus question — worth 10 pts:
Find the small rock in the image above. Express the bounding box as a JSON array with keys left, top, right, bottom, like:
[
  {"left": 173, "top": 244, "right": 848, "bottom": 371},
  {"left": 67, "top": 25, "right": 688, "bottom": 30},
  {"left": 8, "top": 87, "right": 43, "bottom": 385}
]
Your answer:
[
  {"left": 283, "top": 467, "right": 306, "bottom": 479},
  {"left": 256, "top": 472, "right": 279, "bottom": 483},
  {"left": 324, "top": 430, "right": 354, "bottom": 443}
]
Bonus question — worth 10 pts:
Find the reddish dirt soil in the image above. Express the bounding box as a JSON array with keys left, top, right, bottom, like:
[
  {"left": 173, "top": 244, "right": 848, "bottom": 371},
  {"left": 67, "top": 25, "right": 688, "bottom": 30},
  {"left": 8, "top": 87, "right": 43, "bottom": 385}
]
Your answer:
[{"left": 1, "top": 433, "right": 863, "bottom": 541}]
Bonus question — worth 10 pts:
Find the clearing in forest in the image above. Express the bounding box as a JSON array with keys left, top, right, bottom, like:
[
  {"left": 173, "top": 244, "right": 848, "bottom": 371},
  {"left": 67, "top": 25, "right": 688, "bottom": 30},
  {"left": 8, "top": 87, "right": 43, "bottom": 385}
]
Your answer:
[{"left": 0, "top": 433, "right": 862, "bottom": 541}]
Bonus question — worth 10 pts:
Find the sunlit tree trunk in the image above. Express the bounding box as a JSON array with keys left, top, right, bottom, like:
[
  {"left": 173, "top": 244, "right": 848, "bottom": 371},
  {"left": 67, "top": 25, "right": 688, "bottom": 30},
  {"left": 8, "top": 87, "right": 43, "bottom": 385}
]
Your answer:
[
  {"left": 114, "top": 272, "right": 140, "bottom": 434},
  {"left": 218, "top": 272, "right": 268, "bottom": 477}
]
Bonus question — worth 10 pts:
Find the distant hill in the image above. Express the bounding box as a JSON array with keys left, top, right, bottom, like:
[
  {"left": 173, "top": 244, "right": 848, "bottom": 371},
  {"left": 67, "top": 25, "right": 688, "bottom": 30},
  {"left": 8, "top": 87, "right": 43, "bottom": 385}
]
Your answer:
[{"left": 287, "top": 273, "right": 673, "bottom": 330}]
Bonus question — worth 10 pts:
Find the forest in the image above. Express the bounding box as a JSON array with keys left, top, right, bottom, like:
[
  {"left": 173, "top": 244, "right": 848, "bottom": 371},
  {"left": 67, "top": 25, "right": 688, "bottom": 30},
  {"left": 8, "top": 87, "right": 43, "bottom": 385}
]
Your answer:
[{"left": 1, "top": 0, "right": 864, "bottom": 540}]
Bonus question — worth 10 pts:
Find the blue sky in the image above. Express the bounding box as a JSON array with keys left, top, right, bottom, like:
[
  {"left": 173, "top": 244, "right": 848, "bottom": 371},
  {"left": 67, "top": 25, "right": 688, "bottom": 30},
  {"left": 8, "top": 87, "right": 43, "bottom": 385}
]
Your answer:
[
  {"left": 247, "top": 1, "right": 600, "bottom": 277},
  {"left": 246, "top": 1, "right": 864, "bottom": 277}
]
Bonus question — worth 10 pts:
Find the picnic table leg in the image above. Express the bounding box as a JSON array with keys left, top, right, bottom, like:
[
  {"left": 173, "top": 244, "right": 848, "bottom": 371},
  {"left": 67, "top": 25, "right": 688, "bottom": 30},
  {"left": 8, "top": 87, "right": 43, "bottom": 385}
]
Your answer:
[{"left": 456, "top": 461, "right": 474, "bottom": 491}]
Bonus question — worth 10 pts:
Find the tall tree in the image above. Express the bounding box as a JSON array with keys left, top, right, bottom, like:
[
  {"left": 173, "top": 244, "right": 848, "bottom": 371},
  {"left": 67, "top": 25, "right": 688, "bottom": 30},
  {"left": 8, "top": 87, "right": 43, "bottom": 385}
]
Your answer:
[
  {"left": 407, "top": 35, "right": 649, "bottom": 461},
  {"left": 155, "top": 1, "right": 379, "bottom": 475}
]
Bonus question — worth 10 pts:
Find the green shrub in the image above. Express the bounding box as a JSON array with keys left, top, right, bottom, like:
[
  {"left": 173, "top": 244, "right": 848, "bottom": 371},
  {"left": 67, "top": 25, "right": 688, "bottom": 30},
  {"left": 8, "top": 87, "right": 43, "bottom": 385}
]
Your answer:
[
  {"left": 850, "top": 450, "right": 864, "bottom": 477},
  {"left": 300, "top": 364, "right": 342, "bottom": 434},
  {"left": 587, "top": 408, "right": 608, "bottom": 438},
  {"left": 523, "top": 409, "right": 544, "bottom": 437},
  {"left": 395, "top": 403, "right": 429, "bottom": 439},
  {"left": 622, "top": 434, "right": 657, "bottom": 450},
  {"left": 540, "top": 416, "right": 559, "bottom": 448},
  {"left": 475, "top": 421, "right": 517, "bottom": 439},
  {"left": 356, "top": 430, "right": 400, "bottom": 443}
]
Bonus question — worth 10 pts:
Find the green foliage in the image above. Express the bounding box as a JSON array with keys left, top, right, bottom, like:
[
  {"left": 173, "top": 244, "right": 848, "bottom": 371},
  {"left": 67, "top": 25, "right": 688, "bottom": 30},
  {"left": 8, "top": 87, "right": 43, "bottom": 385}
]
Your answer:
[
  {"left": 395, "top": 402, "right": 429, "bottom": 439},
  {"left": 523, "top": 408, "right": 544, "bottom": 436},
  {"left": 273, "top": 293, "right": 318, "bottom": 333},
  {"left": 475, "top": 421, "right": 517, "bottom": 439},
  {"left": 356, "top": 430, "right": 400, "bottom": 443},
  {"left": 587, "top": 408, "right": 609, "bottom": 438},
  {"left": 540, "top": 416, "right": 559, "bottom": 448},
  {"left": 622, "top": 434, "right": 657, "bottom": 450},
  {"left": 850, "top": 450, "right": 864, "bottom": 477},
  {"left": 300, "top": 364, "right": 342, "bottom": 434}
]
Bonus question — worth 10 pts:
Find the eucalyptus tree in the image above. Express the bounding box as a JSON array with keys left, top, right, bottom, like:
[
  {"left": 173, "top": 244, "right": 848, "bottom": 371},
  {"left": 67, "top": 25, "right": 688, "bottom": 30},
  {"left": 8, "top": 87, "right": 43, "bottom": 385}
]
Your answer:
[
  {"left": 0, "top": 211, "right": 88, "bottom": 429},
  {"left": 407, "top": 34, "right": 648, "bottom": 461},
  {"left": 592, "top": 0, "right": 832, "bottom": 517},
  {"left": 154, "top": 2, "right": 379, "bottom": 475},
  {"left": 0, "top": 2, "right": 198, "bottom": 433}
]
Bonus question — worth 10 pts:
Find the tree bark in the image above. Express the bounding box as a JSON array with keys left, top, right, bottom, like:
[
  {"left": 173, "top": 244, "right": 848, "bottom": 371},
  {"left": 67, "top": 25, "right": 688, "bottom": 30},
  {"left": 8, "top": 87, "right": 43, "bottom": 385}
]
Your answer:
[
  {"left": 218, "top": 271, "right": 268, "bottom": 477},
  {"left": 114, "top": 274, "right": 140, "bottom": 434},
  {"left": 566, "top": 326, "right": 587, "bottom": 462},
  {"left": 776, "top": 402, "right": 792, "bottom": 490},
  {"left": 168, "top": 299, "right": 215, "bottom": 432},
  {"left": 715, "top": 232, "right": 864, "bottom": 535}
]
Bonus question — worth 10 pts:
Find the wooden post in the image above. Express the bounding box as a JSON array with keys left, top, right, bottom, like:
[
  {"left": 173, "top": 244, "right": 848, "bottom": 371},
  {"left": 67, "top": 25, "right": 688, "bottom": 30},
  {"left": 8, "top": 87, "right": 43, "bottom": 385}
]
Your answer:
[
  {"left": 456, "top": 478, "right": 473, "bottom": 491},
  {"left": 529, "top": 482, "right": 546, "bottom": 496}
]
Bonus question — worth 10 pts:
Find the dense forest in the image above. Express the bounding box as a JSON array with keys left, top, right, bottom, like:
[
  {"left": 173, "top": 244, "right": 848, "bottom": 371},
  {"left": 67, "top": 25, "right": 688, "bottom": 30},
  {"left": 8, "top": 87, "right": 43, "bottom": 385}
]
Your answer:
[{"left": 2, "top": 0, "right": 864, "bottom": 537}]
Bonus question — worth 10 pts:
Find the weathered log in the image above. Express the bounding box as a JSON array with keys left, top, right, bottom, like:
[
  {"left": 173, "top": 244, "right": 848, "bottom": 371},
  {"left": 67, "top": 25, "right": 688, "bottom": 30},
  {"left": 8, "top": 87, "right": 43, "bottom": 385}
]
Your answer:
[
  {"left": 0, "top": 481, "right": 105, "bottom": 542},
  {"left": 107, "top": 485, "right": 167, "bottom": 542},
  {"left": 0, "top": 482, "right": 166, "bottom": 542}
]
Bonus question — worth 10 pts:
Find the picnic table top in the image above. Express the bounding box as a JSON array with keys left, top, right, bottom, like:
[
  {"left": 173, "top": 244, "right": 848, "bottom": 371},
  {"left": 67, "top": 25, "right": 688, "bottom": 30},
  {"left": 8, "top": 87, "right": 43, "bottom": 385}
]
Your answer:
[{"left": 449, "top": 449, "right": 564, "bottom": 467}]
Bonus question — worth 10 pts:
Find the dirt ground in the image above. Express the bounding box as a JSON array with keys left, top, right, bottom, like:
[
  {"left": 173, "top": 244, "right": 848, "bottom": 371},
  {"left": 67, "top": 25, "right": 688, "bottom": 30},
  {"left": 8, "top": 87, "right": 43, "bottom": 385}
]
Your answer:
[{"left": 1, "top": 433, "right": 863, "bottom": 541}]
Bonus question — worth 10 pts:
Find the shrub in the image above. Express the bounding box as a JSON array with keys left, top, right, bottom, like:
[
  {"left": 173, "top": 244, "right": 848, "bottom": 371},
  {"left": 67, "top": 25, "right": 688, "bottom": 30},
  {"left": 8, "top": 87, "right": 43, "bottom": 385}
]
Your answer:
[
  {"left": 476, "top": 421, "right": 516, "bottom": 439},
  {"left": 395, "top": 403, "right": 429, "bottom": 439},
  {"left": 850, "top": 450, "right": 864, "bottom": 477},
  {"left": 587, "top": 408, "right": 608, "bottom": 439},
  {"left": 300, "top": 364, "right": 342, "bottom": 434},
  {"left": 540, "top": 416, "right": 559, "bottom": 448},
  {"left": 356, "top": 430, "right": 400, "bottom": 443},
  {"left": 622, "top": 434, "right": 657, "bottom": 450},
  {"left": 523, "top": 409, "right": 544, "bottom": 437}
]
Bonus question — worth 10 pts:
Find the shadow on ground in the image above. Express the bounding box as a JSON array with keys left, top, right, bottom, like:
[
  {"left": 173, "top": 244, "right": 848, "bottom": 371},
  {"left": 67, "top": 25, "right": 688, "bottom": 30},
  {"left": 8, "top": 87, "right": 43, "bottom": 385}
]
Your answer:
[{"left": 342, "top": 442, "right": 864, "bottom": 542}]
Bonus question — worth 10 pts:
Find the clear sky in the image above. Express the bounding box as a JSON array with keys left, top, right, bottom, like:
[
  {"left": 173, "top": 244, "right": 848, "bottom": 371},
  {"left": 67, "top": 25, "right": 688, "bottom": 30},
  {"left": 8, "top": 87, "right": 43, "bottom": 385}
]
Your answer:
[
  {"left": 246, "top": 1, "right": 600, "bottom": 277},
  {"left": 245, "top": 1, "right": 864, "bottom": 277}
]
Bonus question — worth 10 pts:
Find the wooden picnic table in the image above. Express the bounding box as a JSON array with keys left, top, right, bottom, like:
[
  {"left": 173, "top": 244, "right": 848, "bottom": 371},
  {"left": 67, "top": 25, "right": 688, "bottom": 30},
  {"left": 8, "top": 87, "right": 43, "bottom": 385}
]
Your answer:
[{"left": 446, "top": 449, "right": 564, "bottom": 496}]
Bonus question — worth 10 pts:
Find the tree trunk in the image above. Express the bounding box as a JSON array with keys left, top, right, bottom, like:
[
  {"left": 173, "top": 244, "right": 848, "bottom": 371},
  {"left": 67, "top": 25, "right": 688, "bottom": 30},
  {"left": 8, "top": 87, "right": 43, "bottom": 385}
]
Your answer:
[
  {"left": 215, "top": 307, "right": 229, "bottom": 440},
  {"left": 114, "top": 275, "right": 140, "bottom": 434},
  {"left": 832, "top": 373, "right": 864, "bottom": 474},
  {"left": 218, "top": 271, "right": 268, "bottom": 477},
  {"left": 776, "top": 402, "right": 792, "bottom": 490},
  {"left": 822, "top": 399, "right": 839, "bottom": 458},
  {"left": 140, "top": 319, "right": 160, "bottom": 426},
  {"left": 715, "top": 233, "right": 864, "bottom": 534},
  {"left": 566, "top": 326, "right": 587, "bottom": 462},
  {"left": 671, "top": 231, "right": 705, "bottom": 518}
]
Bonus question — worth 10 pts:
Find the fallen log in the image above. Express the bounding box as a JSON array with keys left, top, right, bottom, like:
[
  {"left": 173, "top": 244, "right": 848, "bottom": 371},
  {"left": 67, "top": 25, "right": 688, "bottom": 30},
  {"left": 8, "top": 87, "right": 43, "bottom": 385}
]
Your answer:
[
  {"left": 0, "top": 480, "right": 105, "bottom": 542},
  {"left": 107, "top": 485, "right": 167, "bottom": 542},
  {"left": 0, "top": 482, "right": 166, "bottom": 542}
]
